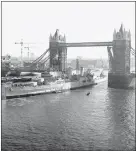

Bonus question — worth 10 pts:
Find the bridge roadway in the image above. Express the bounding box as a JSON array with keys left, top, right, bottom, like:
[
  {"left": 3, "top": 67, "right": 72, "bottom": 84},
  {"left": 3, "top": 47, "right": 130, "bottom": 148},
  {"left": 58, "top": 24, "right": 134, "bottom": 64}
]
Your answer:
[{"left": 57, "top": 41, "right": 113, "bottom": 47}]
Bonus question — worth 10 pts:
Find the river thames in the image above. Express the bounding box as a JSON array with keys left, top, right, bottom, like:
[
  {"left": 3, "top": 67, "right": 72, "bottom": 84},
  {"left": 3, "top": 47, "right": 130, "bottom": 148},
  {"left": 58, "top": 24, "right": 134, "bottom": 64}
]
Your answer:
[{"left": 2, "top": 81, "right": 135, "bottom": 151}]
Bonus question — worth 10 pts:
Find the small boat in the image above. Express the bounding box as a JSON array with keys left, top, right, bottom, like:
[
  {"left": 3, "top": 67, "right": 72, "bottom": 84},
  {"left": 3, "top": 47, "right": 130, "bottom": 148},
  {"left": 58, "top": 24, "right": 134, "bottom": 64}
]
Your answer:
[{"left": 86, "top": 92, "right": 90, "bottom": 96}]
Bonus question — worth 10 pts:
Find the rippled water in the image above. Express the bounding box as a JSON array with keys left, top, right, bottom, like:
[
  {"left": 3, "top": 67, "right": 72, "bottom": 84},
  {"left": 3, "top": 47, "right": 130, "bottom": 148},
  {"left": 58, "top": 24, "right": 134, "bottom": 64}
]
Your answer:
[{"left": 2, "top": 81, "right": 135, "bottom": 151}]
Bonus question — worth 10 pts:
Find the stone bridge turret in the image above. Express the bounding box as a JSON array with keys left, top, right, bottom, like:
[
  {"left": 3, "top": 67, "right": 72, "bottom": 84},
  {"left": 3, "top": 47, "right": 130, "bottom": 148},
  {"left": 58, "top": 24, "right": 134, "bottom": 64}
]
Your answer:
[
  {"left": 108, "top": 24, "right": 132, "bottom": 88},
  {"left": 49, "top": 29, "right": 67, "bottom": 72}
]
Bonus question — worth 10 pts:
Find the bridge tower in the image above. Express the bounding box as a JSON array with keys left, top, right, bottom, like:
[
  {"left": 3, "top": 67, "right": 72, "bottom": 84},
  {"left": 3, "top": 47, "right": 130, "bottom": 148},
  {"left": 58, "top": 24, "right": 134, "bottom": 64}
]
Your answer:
[
  {"left": 108, "top": 24, "right": 132, "bottom": 88},
  {"left": 49, "top": 29, "right": 67, "bottom": 72}
]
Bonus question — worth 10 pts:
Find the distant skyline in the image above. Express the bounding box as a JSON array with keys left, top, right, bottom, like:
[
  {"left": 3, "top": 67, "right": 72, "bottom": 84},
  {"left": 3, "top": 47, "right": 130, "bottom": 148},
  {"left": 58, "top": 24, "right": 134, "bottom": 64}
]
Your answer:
[{"left": 2, "top": 2, "right": 135, "bottom": 59}]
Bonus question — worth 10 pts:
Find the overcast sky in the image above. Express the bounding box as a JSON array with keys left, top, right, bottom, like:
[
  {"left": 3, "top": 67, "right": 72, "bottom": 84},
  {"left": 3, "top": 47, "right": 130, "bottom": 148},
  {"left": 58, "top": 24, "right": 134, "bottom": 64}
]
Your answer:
[{"left": 2, "top": 2, "right": 135, "bottom": 59}]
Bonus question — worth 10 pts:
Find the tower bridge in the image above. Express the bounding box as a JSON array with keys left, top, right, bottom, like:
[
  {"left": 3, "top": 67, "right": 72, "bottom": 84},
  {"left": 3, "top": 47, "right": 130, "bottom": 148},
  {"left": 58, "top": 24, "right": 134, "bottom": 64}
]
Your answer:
[{"left": 31, "top": 24, "right": 135, "bottom": 89}]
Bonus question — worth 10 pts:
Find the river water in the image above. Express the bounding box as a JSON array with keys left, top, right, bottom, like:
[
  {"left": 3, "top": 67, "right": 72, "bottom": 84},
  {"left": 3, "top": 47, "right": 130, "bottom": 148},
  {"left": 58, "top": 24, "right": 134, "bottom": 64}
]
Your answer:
[{"left": 2, "top": 81, "right": 135, "bottom": 151}]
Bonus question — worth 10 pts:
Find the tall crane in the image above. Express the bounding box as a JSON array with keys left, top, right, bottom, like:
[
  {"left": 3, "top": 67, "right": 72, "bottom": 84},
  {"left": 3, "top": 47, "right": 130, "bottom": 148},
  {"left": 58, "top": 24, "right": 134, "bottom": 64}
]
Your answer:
[
  {"left": 24, "top": 44, "right": 38, "bottom": 60},
  {"left": 24, "top": 44, "right": 30, "bottom": 59},
  {"left": 15, "top": 39, "right": 36, "bottom": 66},
  {"left": 15, "top": 39, "right": 23, "bottom": 62}
]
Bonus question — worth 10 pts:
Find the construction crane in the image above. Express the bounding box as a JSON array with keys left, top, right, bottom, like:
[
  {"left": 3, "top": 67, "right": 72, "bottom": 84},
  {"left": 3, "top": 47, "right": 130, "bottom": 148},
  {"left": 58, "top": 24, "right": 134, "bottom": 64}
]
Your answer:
[
  {"left": 15, "top": 39, "right": 37, "bottom": 64},
  {"left": 24, "top": 44, "right": 38, "bottom": 61},
  {"left": 24, "top": 44, "right": 30, "bottom": 60},
  {"left": 15, "top": 39, "right": 23, "bottom": 62}
]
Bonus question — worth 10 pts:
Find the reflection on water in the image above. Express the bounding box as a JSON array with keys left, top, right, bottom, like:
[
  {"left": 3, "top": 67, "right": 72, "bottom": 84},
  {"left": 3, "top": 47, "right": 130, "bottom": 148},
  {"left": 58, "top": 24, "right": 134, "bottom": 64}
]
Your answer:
[
  {"left": 105, "top": 89, "right": 135, "bottom": 150},
  {"left": 2, "top": 82, "right": 135, "bottom": 151}
]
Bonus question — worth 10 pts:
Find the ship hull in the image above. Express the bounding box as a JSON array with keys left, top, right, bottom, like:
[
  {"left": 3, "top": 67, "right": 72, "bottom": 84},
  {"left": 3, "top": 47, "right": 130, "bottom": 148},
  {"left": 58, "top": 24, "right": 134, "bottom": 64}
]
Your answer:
[
  {"left": 4, "top": 78, "right": 106, "bottom": 99},
  {"left": 108, "top": 73, "right": 135, "bottom": 89},
  {"left": 70, "top": 82, "right": 97, "bottom": 90}
]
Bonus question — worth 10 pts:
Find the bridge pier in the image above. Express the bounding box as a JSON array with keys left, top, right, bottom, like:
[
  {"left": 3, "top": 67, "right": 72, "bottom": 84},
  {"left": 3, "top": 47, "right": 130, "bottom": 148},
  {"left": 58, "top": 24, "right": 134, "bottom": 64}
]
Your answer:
[
  {"left": 107, "top": 24, "right": 134, "bottom": 89},
  {"left": 108, "top": 73, "right": 134, "bottom": 89}
]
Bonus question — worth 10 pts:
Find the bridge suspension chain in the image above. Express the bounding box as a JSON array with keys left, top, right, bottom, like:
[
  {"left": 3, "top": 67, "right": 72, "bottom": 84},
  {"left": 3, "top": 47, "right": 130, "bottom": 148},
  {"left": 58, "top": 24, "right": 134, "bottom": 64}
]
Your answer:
[
  {"left": 31, "top": 48, "right": 50, "bottom": 64},
  {"left": 40, "top": 52, "right": 59, "bottom": 64},
  {"left": 30, "top": 48, "right": 60, "bottom": 69},
  {"left": 31, "top": 48, "right": 59, "bottom": 69},
  {"left": 35, "top": 51, "right": 61, "bottom": 70},
  {"left": 40, "top": 55, "right": 50, "bottom": 64}
]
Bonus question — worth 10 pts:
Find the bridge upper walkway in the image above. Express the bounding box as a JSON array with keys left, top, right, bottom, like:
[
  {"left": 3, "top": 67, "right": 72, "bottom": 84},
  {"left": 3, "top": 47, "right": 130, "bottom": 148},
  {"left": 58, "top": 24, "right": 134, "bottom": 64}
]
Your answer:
[{"left": 57, "top": 41, "right": 113, "bottom": 47}]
